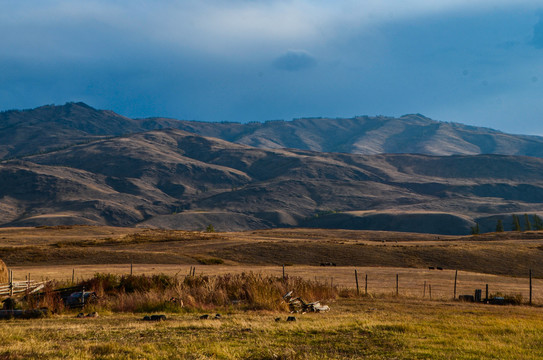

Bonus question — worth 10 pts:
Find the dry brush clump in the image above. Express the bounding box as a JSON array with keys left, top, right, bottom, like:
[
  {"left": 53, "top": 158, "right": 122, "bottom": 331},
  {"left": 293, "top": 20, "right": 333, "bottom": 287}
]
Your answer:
[{"left": 79, "top": 272, "right": 341, "bottom": 313}]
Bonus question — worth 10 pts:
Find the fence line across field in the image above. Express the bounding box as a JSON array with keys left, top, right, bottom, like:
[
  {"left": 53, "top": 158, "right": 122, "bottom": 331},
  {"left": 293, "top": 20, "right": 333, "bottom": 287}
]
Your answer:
[{"left": 4, "top": 264, "right": 540, "bottom": 304}]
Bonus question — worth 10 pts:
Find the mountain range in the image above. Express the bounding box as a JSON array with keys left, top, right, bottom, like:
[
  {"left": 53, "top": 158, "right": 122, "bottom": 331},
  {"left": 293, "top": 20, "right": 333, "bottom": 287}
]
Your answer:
[{"left": 1, "top": 102, "right": 543, "bottom": 234}]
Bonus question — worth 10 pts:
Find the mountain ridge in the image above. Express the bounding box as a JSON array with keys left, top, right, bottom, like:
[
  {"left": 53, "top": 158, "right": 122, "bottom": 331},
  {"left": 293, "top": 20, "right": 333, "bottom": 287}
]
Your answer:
[
  {"left": 2, "top": 102, "right": 543, "bottom": 160},
  {"left": 2, "top": 102, "right": 543, "bottom": 234}
]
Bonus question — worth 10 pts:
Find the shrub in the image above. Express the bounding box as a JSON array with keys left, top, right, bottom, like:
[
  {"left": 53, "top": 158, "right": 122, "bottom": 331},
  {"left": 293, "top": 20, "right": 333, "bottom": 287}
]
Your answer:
[
  {"left": 69, "top": 272, "right": 339, "bottom": 313},
  {"left": 197, "top": 257, "right": 224, "bottom": 265}
]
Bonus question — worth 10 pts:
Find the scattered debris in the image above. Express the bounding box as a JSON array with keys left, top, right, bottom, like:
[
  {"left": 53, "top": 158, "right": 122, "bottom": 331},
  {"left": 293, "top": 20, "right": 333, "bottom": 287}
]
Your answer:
[
  {"left": 2, "top": 298, "right": 16, "bottom": 310},
  {"left": 65, "top": 291, "right": 98, "bottom": 309},
  {"left": 459, "top": 295, "right": 475, "bottom": 302},
  {"left": 489, "top": 297, "right": 505, "bottom": 305},
  {"left": 283, "top": 291, "right": 330, "bottom": 313},
  {"left": 474, "top": 289, "right": 482, "bottom": 302},
  {"left": 143, "top": 315, "right": 166, "bottom": 321},
  {"left": 0, "top": 309, "right": 49, "bottom": 320},
  {"left": 168, "top": 297, "right": 183, "bottom": 307},
  {"left": 77, "top": 312, "right": 99, "bottom": 318},
  {"left": 199, "top": 314, "right": 221, "bottom": 320}
]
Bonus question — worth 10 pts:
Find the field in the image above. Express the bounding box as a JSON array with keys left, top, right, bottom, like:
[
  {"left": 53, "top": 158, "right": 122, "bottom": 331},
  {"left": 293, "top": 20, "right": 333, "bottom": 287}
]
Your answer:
[
  {"left": 1, "top": 298, "right": 543, "bottom": 359},
  {"left": 1, "top": 226, "right": 543, "bottom": 359}
]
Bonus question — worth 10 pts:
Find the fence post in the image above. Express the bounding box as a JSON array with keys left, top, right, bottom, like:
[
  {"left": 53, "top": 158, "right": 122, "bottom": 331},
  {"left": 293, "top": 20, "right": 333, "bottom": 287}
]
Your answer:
[
  {"left": 130, "top": 263, "right": 133, "bottom": 276},
  {"left": 429, "top": 284, "right": 432, "bottom": 299},
  {"left": 72, "top": 269, "right": 75, "bottom": 284},
  {"left": 282, "top": 264, "right": 285, "bottom": 281},
  {"left": 192, "top": 267, "right": 196, "bottom": 277},
  {"left": 454, "top": 270, "right": 458, "bottom": 300},
  {"left": 396, "top": 274, "right": 399, "bottom": 296},
  {"left": 9, "top": 270, "right": 13, "bottom": 297},
  {"left": 355, "top": 269, "right": 359, "bottom": 296},
  {"left": 423, "top": 281, "right": 426, "bottom": 298},
  {"left": 365, "top": 274, "right": 368, "bottom": 295},
  {"left": 530, "top": 269, "right": 533, "bottom": 306},
  {"left": 485, "top": 284, "right": 489, "bottom": 302}
]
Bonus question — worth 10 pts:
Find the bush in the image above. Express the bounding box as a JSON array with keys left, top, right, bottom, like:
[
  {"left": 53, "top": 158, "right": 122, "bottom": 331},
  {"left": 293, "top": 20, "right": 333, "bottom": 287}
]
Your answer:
[
  {"left": 490, "top": 292, "right": 523, "bottom": 305},
  {"left": 197, "top": 257, "right": 224, "bottom": 265},
  {"left": 71, "top": 272, "right": 339, "bottom": 312}
]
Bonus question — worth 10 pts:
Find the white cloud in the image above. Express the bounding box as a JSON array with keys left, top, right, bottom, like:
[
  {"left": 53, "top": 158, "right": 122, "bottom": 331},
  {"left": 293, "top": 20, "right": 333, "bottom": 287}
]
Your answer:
[{"left": 2, "top": 0, "right": 540, "bottom": 60}]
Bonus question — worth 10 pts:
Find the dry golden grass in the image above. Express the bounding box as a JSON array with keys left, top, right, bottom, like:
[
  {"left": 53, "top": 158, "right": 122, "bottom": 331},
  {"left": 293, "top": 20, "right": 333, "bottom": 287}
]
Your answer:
[
  {"left": 1, "top": 226, "right": 542, "bottom": 303},
  {"left": 0, "top": 297, "right": 542, "bottom": 359},
  {"left": 11, "top": 264, "right": 541, "bottom": 304},
  {"left": 1, "top": 226, "right": 543, "bottom": 276},
  {"left": 1, "top": 227, "right": 543, "bottom": 358}
]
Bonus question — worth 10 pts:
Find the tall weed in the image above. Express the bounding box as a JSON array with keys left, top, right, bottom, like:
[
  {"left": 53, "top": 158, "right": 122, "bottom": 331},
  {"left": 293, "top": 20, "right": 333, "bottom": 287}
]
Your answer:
[{"left": 80, "top": 272, "right": 339, "bottom": 312}]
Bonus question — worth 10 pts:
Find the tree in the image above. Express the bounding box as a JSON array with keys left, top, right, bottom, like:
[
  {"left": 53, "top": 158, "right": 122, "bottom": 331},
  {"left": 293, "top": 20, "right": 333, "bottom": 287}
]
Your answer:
[
  {"left": 533, "top": 214, "right": 543, "bottom": 231},
  {"left": 471, "top": 222, "right": 480, "bottom": 235},
  {"left": 205, "top": 224, "right": 215, "bottom": 233},
  {"left": 524, "top": 214, "right": 532, "bottom": 231},
  {"left": 512, "top": 214, "right": 521, "bottom": 232},
  {"left": 496, "top": 219, "right": 504, "bottom": 232}
]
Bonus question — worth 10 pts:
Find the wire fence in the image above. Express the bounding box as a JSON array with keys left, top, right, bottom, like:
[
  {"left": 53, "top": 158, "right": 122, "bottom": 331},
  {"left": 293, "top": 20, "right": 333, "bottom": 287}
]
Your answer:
[{"left": 4, "top": 265, "right": 540, "bottom": 304}]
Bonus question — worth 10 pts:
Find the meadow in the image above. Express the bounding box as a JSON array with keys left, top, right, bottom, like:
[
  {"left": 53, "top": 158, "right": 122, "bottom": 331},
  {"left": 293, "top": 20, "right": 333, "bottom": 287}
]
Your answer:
[
  {"left": 1, "top": 297, "right": 543, "bottom": 359},
  {"left": 1, "top": 226, "right": 543, "bottom": 359}
]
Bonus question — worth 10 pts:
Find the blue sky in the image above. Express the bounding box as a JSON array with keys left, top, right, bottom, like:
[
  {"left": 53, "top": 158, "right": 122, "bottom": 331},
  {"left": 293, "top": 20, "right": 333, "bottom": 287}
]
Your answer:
[{"left": 1, "top": 0, "right": 543, "bottom": 134}]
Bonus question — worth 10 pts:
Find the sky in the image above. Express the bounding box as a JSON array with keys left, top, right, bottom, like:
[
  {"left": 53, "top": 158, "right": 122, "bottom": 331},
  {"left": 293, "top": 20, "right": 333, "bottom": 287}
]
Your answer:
[{"left": 1, "top": 0, "right": 543, "bottom": 134}]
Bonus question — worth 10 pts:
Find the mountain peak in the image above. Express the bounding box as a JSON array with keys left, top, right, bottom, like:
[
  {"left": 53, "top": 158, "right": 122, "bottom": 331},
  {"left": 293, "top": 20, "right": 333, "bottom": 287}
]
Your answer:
[{"left": 67, "top": 101, "right": 96, "bottom": 110}]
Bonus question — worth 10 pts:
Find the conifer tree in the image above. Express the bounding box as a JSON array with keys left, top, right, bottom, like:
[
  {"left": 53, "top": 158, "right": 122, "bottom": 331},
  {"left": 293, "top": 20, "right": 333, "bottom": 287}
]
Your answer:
[
  {"left": 533, "top": 214, "right": 543, "bottom": 231},
  {"left": 524, "top": 214, "right": 532, "bottom": 231},
  {"left": 471, "top": 222, "right": 480, "bottom": 235},
  {"left": 512, "top": 214, "right": 521, "bottom": 231},
  {"left": 496, "top": 219, "right": 504, "bottom": 232}
]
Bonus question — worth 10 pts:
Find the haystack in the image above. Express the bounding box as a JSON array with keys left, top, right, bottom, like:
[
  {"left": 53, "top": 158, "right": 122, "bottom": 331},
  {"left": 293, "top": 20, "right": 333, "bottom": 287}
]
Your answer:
[{"left": 0, "top": 259, "right": 8, "bottom": 283}]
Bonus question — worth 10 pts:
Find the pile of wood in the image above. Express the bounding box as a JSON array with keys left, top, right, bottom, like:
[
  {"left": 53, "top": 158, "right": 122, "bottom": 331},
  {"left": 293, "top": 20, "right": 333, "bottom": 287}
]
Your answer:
[{"left": 283, "top": 291, "right": 330, "bottom": 313}]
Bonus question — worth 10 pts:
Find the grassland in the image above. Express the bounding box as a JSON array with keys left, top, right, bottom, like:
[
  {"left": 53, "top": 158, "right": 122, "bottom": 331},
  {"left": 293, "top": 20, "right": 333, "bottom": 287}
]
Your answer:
[
  {"left": 1, "top": 226, "right": 543, "bottom": 277},
  {"left": 1, "top": 226, "right": 543, "bottom": 359},
  {"left": 1, "top": 298, "right": 543, "bottom": 359}
]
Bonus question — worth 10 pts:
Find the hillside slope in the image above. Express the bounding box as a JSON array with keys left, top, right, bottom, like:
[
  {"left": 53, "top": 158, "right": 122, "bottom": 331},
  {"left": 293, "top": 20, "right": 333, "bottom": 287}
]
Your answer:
[
  {"left": 1, "top": 128, "right": 542, "bottom": 234},
  {"left": 151, "top": 114, "right": 543, "bottom": 157},
  {"left": 2, "top": 102, "right": 543, "bottom": 159}
]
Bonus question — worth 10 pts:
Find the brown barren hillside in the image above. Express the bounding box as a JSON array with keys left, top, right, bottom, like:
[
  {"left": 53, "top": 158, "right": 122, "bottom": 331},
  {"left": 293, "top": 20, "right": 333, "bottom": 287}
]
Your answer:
[
  {"left": 0, "top": 128, "right": 542, "bottom": 234},
  {"left": 3, "top": 102, "right": 543, "bottom": 160},
  {"left": 2, "top": 103, "right": 543, "bottom": 234}
]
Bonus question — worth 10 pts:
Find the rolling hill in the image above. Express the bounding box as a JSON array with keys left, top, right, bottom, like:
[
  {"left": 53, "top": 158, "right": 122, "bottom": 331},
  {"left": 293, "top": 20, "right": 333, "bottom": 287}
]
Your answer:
[{"left": 1, "top": 126, "right": 542, "bottom": 234}]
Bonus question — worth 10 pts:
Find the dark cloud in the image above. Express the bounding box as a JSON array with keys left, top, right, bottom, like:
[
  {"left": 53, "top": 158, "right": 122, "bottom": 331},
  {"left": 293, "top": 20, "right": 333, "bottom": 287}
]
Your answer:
[
  {"left": 532, "top": 14, "right": 543, "bottom": 48},
  {"left": 273, "top": 50, "right": 316, "bottom": 71}
]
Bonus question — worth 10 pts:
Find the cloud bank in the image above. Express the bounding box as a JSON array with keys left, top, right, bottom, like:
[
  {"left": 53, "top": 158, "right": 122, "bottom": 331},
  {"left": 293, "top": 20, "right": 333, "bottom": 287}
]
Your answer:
[{"left": 1, "top": 0, "right": 543, "bottom": 134}]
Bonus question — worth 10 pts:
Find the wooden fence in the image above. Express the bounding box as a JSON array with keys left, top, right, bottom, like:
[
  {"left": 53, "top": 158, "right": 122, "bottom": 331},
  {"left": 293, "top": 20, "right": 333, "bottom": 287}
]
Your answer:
[{"left": 0, "top": 270, "right": 47, "bottom": 297}]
